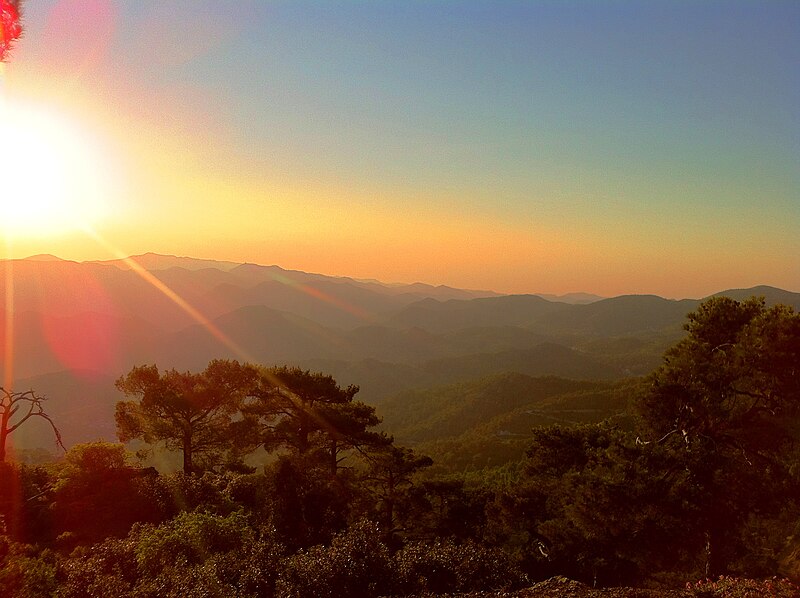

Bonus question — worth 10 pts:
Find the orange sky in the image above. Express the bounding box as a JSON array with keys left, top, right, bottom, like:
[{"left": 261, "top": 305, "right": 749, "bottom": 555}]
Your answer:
[{"left": 1, "top": 1, "right": 798, "bottom": 299}]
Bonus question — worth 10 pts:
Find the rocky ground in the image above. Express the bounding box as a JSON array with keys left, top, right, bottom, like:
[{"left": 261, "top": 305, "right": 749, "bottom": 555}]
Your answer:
[
  {"left": 404, "top": 575, "right": 800, "bottom": 597},
  {"left": 492, "top": 577, "right": 689, "bottom": 596},
  {"left": 405, "top": 577, "right": 691, "bottom": 597}
]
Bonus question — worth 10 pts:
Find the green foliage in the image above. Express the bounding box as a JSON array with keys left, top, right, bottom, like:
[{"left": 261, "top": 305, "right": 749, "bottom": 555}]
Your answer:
[
  {"left": 360, "top": 445, "right": 432, "bottom": 540},
  {"left": 484, "top": 297, "right": 800, "bottom": 586},
  {"left": 493, "top": 422, "right": 687, "bottom": 585},
  {"left": 54, "top": 441, "right": 129, "bottom": 490},
  {"left": 58, "top": 513, "right": 285, "bottom": 598},
  {"left": 487, "top": 296, "right": 800, "bottom": 586},
  {"left": 0, "top": 538, "right": 58, "bottom": 598},
  {"left": 262, "top": 453, "right": 352, "bottom": 550},
  {"left": 144, "top": 471, "right": 237, "bottom": 519},
  {"left": 414, "top": 479, "right": 490, "bottom": 542},
  {"left": 133, "top": 561, "right": 236, "bottom": 598},
  {"left": 392, "top": 538, "right": 527, "bottom": 594},
  {"left": 381, "top": 374, "right": 641, "bottom": 479},
  {"left": 52, "top": 442, "right": 160, "bottom": 546},
  {"left": 133, "top": 510, "right": 253, "bottom": 577},
  {"left": 381, "top": 373, "right": 608, "bottom": 444},
  {"left": 578, "top": 329, "right": 685, "bottom": 377},
  {"left": 246, "top": 366, "right": 390, "bottom": 475},
  {"left": 58, "top": 538, "right": 139, "bottom": 598},
  {"left": 637, "top": 297, "right": 800, "bottom": 576},
  {"left": 5, "top": 318, "right": 800, "bottom": 596},
  {"left": 0, "top": 461, "right": 54, "bottom": 543},
  {"left": 727, "top": 509, "right": 800, "bottom": 578},
  {"left": 277, "top": 519, "right": 391, "bottom": 598}
]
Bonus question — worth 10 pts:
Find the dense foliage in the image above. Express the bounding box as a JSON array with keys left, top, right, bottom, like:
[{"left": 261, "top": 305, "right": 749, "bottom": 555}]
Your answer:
[{"left": 1, "top": 296, "right": 798, "bottom": 596}]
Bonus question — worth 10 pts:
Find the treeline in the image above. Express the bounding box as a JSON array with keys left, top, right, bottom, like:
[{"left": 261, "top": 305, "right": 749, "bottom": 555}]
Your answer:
[{"left": 1, "top": 296, "right": 799, "bottom": 597}]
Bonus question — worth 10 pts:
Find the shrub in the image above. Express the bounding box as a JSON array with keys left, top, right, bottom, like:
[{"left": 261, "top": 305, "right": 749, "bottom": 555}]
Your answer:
[
  {"left": 133, "top": 510, "right": 253, "bottom": 577},
  {"left": 58, "top": 512, "right": 284, "bottom": 597},
  {"left": 392, "top": 538, "right": 527, "bottom": 595},
  {"left": 0, "top": 539, "right": 58, "bottom": 598},
  {"left": 58, "top": 537, "right": 138, "bottom": 598},
  {"left": 277, "top": 519, "right": 391, "bottom": 598}
]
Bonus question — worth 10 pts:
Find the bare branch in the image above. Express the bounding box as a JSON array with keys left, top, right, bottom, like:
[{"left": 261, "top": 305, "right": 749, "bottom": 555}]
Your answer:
[{"left": 1, "top": 386, "right": 65, "bottom": 459}]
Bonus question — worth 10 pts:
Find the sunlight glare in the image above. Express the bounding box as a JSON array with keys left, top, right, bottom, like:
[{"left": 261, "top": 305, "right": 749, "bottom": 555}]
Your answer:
[{"left": 0, "top": 100, "right": 111, "bottom": 237}]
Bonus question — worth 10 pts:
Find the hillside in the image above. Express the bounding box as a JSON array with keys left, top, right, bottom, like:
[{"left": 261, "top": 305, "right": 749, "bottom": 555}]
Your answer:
[
  {"left": 380, "top": 374, "right": 641, "bottom": 473},
  {"left": 379, "top": 373, "right": 625, "bottom": 444},
  {"left": 376, "top": 371, "right": 641, "bottom": 476},
  {"left": 2, "top": 254, "right": 798, "bottom": 453}
]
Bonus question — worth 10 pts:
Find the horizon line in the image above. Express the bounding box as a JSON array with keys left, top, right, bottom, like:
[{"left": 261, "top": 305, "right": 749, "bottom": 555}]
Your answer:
[{"left": 3, "top": 252, "right": 798, "bottom": 302}]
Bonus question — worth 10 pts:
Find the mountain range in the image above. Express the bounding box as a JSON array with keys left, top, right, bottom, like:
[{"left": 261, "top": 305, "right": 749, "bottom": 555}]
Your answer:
[{"left": 2, "top": 253, "right": 798, "bottom": 453}]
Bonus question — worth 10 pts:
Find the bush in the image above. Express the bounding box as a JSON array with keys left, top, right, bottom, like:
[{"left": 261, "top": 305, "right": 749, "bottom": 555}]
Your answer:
[
  {"left": 392, "top": 538, "right": 527, "bottom": 595},
  {"left": 58, "top": 511, "right": 285, "bottom": 598},
  {"left": 277, "top": 519, "right": 391, "bottom": 598},
  {"left": 147, "top": 472, "right": 237, "bottom": 518},
  {"left": 0, "top": 539, "right": 58, "bottom": 598},
  {"left": 58, "top": 537, "right": 138, "bottom": 598},
  {"left": 133, "top": 510, "right": 253, "bottom": 577}
]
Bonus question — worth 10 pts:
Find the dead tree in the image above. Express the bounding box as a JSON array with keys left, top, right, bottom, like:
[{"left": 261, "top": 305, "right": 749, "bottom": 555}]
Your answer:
[{"left": 0, "top": 387, "right": 65, "bottom": 462}]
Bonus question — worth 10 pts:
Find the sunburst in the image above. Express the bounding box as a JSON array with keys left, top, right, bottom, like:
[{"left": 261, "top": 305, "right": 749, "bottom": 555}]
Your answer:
[{"left": 0, "top": 99, "right": 112, "bottom": 238}]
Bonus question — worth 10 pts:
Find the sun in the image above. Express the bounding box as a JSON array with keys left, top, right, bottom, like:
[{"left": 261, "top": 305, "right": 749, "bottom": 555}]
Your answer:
[{"left": 0, "top": 99, "right": 111, "bottom": 238}]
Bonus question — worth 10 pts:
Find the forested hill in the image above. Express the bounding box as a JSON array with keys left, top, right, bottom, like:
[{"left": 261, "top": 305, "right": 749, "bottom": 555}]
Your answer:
[
  {"left": 380, "top": 374, "right": 623, "bottom": 444},
  {"left": 379, "top": 373, "right": 638, "bottom": 472},
  {"left": 3, "top": 254, "right": 798, "bottom": 453}
]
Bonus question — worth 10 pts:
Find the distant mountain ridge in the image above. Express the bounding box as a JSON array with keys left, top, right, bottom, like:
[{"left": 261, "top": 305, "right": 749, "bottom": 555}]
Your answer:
[
  {"left": 3, "top": 253, "right": 798, "bottom": 451},
  {"left": 90, "top": 253, "right": 243, "bottom": 271},
  {"left": 535, "top": 292, "right": 604, "bottom": 304},
  {"left": 86, "top": 253, "right": 502, "bottom": 300}
]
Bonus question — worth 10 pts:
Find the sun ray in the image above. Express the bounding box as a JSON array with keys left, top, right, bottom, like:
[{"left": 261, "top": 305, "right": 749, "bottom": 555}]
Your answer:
[
  {"left": 3, "top": 239, "right": 15, "bottom": 391},
  {"left": 84, "top": 228, "right": 256, "bottom": 365},
  {"left": 270, "top": 272, "right": 375, "bottom": 322}
]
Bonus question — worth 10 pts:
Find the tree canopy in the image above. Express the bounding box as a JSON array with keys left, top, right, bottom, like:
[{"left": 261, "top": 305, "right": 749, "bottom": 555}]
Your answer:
[
  {"left": 115, "top": 360, "right": 259, "bottom": 473},
  {"left": 245, "top": 366, "right": 391, "bottom": 474},
  {"left": 636, "top": 296, "right": 800, "bottom": 576}
]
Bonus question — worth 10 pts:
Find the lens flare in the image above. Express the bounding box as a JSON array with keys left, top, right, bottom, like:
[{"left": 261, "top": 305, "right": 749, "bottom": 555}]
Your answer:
[{"left": 0, "top": 0, "right": 22, "bottom": 62}]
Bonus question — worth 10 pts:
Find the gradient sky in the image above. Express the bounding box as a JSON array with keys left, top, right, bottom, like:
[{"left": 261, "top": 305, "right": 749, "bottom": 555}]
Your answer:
[{"left": 1, "top": 0, "right": 798, "bottom": 298}]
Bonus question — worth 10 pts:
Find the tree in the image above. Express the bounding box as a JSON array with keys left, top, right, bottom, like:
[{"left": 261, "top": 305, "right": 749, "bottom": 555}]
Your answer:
[
  {"left": 637, "top": 296, "right": 800, "bottom": 577},
  {"left": 516, "top": 422, "right": 697, "bottom": 585},
  {"left": 58, "top": 510, "right": 283, "bottom": 598},
  {"left": 361, "top": 445, "right": 432, "bottom": 538},
  {"left": 263, "top": 452, "right": 353, "bottom": 550},
  {"left": 416, "top": 478, "right": 489, "bottom": 542},
  {"left": 52, "top": 442, "right": 159, "bottom": 545},
  {"left": 246, "top": 366, "right": 390, "bottom": 475},
  {"left": 115, "top": 360, "right": 258, "bottom": 474},
  {"left": 0, "top": 387, "right": 64, "bottom": 463}
]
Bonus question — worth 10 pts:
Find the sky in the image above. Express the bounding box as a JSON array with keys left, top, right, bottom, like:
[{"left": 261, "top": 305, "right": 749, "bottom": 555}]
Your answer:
[{"left": 0, "top": 0, "right": 798, "bottom": 298}]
